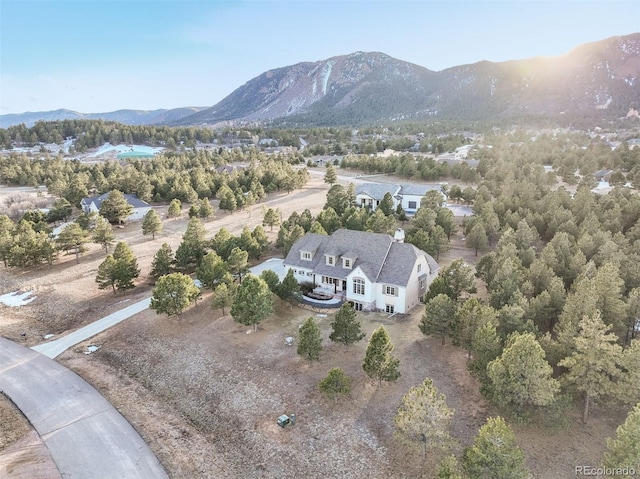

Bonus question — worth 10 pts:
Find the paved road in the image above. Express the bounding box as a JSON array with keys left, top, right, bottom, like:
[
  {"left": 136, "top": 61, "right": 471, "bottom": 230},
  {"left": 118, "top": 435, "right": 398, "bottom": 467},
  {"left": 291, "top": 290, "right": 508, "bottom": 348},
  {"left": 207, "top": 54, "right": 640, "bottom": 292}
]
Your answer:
[
  {"left": 0, "top": 337, "right": 168, "bottom": 479},
  {"left": 32, "top": 297, "right": 151, "bottom": 358}
]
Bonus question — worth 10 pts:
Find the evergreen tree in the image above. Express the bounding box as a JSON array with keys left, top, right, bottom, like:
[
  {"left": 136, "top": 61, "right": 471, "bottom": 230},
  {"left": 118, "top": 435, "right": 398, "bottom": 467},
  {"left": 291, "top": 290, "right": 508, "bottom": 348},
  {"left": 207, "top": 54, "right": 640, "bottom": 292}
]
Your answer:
[
  {"left": 487, "top": 332, "right": 559, "bottom": 413},
  {"left": 318, "top": 367, "right": 351, "bottom": 403},
  {"left": 469, "top": 321, "right": 502, "bottom": 381},
  {"left": 603, "top": 404, "right": 640, "bottom": 471},
  {"left": 150, "top": 272, "right": 201, "bottom": 319},
  {"left": 262, "top": 207, "right": 281, "bottom": 231},
  {"left": 260, "top": 269, "right": 281, "bottom": 293},
  {"left": 616, "top": 339, "right": 640, "bottom": 407},
  {"left": 378, "top": 192, "right": 395, "bottom": 216},
  {"left": 211, "top": 282, "right": 235, "bottom": 315},
  {"left": 436, "top": 455, "right": 464, "bottom": 479},
  {"left": 111, "top": 241, "right": 140, "bottom": 293},
  {"left": 195, "top": 251, "right": 228, "bottom": 289},
  {"left": 198, "top": 198, "right": 214, "bottom": 220},
  {"left": 453, "top": 298, "right": 498, "bottom": 358},
  {"left": 56, "top": 222, "right": 89, "bottom": 263},
  {"left": 309, "top": 220, "right": 328, "bottom": 235},
  {"left": 141, "top": 209, "right": 162, "bottom": 239},
  {"left": 150, "top": 243, "right": 174, "bottom": 281},
  {"left": 466, "top": 222, "right": 489, "bottom": 256},
  {"left": 230, "top": 274, "right": 273, "bottom": 332},
  {"left": 420, "top": 294, "right": 457, "bottom": 345},
  {"left": 363, "top": 326, "right": 401, "bottom": 386},
  {"left": 95, "top": 255, "right": 118, "bottom": 294},
  {"left": 46, "top": 198, "right": 73, "bottom": 223},
  {"left": 394, "top": 378, "right": 454, "bottom": 459},
  {"left": 441, "top": 258, "right": 477, "bottom": 301},
  {"left": 92, "top": 215, "right": 115, "bottom": 255},
  {"left": 99, "top": 190, "right": 133, "bottom": 224},
  {"left": 297, "top": 316, "right": 323, "bottom": 361},
  {"left": 463, "top": 417, "right": 528, "bottom": 479},
  {"left": 167, "top": 198, "right": 182, "bottom": 218},
  {"left": 227, "top": 247, "right": 249, "bottom": 283},
  {"left": 558, "top": 312, "right": 623, "bottom": 423},
  {"left": 174, "top": 217, "right": 208, "bottom": 271},
  {"left": 329, "top": 302, "right": 365, "bottom": 345},
  {"left": 277, "top": 268, "right": 302, "bottom": 306},
  {"left": 324, "top": 163, "right": 337, "bottom": 184}
]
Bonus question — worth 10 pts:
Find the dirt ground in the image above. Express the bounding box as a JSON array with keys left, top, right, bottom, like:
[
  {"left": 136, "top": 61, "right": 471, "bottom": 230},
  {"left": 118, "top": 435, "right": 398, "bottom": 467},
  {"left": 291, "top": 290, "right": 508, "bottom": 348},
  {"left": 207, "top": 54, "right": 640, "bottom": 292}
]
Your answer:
[{"left": 0, "top": 174, "right": 624, "bottom": 478}]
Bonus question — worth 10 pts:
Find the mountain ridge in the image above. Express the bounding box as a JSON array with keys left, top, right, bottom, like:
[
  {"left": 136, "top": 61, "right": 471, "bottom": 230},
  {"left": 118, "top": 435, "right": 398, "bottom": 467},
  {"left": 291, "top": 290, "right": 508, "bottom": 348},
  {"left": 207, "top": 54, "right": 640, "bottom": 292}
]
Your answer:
[{"left": 2, "top": 33, "right": 639, "bottom": 128}]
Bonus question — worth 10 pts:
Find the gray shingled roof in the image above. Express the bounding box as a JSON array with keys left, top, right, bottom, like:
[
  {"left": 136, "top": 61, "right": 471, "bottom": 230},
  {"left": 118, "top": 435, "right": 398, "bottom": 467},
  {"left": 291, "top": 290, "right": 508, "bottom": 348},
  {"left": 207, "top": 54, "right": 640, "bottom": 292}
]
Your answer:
[
  {"left": 355, "top": 183, "right": 400, "bottom": 201},
  {"left": 83, "top": 192, "right": 149, "bottom": 209},
  {"left": 284, "top": 229, "right": 438, "bottom": 287},
  {"left": 399, "top": 184, "right": 444, "bottom": 197}
]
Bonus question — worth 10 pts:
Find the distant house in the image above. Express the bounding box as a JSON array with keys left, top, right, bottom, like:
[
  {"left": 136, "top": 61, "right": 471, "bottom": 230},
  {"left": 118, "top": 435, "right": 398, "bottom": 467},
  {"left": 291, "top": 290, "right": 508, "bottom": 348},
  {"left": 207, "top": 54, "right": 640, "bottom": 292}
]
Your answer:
[
  {"left": 283, "top": 228, "right": 439, "bottom": 314},
  {"left": 355, "top": 183, "right": 445, "bottom": 216},
  {"left": 215, "top": 164, "right": 246, "bottom": 174},
  {"left": 80, "top": 193, "right": 152, "bottom": 221},
  {"left": 594, "top": 169, "right": 613, "bottom": 182}
]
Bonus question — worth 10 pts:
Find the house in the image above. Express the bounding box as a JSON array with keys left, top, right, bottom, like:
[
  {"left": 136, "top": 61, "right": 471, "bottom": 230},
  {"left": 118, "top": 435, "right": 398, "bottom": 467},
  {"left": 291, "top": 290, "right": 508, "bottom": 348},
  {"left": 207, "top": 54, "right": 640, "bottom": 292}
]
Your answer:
[
  {"left": 283, "top": 228, "right": 439, "bottom": 314},
  {"left": 594, "top": 169, "right": 613, "bottom": 182},
  {"left": 80, "top": 193, "right": 152, "bottom": 221},
  {"left": 354, "top": 183, "right": 446, "bottom": 216},
  {"left": 215, "top": 164, "right": 246, "bottom": 174}
]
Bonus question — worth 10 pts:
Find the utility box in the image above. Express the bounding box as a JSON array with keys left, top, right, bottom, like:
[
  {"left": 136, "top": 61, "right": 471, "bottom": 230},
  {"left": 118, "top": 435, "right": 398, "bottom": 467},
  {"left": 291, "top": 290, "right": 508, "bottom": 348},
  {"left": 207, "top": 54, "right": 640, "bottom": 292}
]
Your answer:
[{"left": 277, "top": 413, "right": 296, "bottom": 428}]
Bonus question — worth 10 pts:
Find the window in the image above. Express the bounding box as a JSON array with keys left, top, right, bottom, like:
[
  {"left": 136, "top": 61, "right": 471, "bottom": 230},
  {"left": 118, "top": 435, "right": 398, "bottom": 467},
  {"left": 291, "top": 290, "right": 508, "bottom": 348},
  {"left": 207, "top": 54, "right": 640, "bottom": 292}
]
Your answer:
[
  {"left": 322, "top": 276, "right": 333, "bottom": 284},
  {"left": 343, "top": 258, "right": 351, "bottom": 268},
  {"left": 408, "top": 201, "right": 417, "bottom": 209},
  {"left": 385, "top": 285, "right": 396, "bottom": 296},
  {"left": 385, "top": 304, "right": 395, "bottom": 314},
  {"left": 353, "top": 278, "right": 365, "bottom": 295},
  {"left": 327, "top": 255, "right": 334, "bottom": 266},
  {"left": 417, "top": 263, "right": 422, "bottom": 273},
  {"left": 353, "top": 302, "right": 363, "bottom": 311},
  {"left": 301, "top": 251, "right": 312, "bottom": 260},
  {"left": 419, "top": 277, "right": 426, "bottom": 290}
]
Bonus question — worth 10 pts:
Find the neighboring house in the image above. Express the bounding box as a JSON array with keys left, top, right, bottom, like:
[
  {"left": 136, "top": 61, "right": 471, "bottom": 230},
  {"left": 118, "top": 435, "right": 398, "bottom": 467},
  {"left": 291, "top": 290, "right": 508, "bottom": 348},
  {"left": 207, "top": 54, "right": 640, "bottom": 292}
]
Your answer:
[
  {"left": 594, "top": 169, "right": 613, "bottom": 182},
  {"left": 283, "top": 228, "right": 439, "bottom": 314},
  {"left": 354, "top": 183, "right": 445, "bottom": 216},
  {"left": 80, "top": 193, "right": 152, "bottom": 221},
  {"left": 215, "top": 164, "right": 246, "bottom": 174}
]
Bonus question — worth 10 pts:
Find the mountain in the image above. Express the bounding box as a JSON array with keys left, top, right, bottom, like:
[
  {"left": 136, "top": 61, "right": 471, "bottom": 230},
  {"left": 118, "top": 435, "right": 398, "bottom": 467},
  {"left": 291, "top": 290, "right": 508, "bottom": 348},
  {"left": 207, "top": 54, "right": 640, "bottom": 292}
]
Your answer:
[
  {"left": 175, "top": 33, "right": 640, "bottom": 126},
  {"left": 0, "top": 107, "right": 208, "bottom": 129},
  {"left": 3, "top": 34, "right": 639, "bottom": 128}
]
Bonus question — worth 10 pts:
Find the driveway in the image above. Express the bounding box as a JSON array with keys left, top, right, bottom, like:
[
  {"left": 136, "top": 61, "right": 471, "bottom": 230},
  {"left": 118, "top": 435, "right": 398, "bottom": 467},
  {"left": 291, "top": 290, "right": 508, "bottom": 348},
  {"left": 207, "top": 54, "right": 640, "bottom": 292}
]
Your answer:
[
  {"left": 0, "top": 337, "right": 168, "bottom": 479},
  {"left": 32, "top": 297, "right": 151, "bottom": 358}
]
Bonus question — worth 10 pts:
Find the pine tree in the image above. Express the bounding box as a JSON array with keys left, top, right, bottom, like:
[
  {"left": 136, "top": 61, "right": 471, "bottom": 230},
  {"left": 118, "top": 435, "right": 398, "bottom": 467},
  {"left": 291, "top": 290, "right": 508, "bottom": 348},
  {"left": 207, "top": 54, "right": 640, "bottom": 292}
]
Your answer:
[
  {"left": 230, "top": 274, "right": 273, "bottom": 332},
  {"left": 363, "top": 326, "right": 401, "bottom": 386},
  {"left": 227, "top": 247, "right": 249, "bottom": 283},
  {"left": 195, "top": 251, "right": 228, "bottom": 289},
  {"left": 150, "top": 243, "right": 174, "bottom": 281},
  {"left": 262, "top": 207, "right": 281, "bottom": 231},
  {"left": 111, "top": 241, "right": 140, "bottom": 293},
  {"left": 487, "top": 332, "right": 559, "bottom": 413},
  {"left": 259, "top": 269, "right": 281, "bottom": 293},
  {"left": 198, "top": 198, "right": 215, "bottom": 220},
  {"left": 277, "top": 268, "right": 301, "bottom": 307},
  {"left": 167, "top": 198, "right": 182, "bottom": 218},
  {"left": 56, "top": 222, "right": 89, "bottom": 263},
  {"left": 466, "top": 222, "right": 489, "bottom": 256},
  {"left": 318, "top": 368, "right": 351, "bottom": 403},
  {"left": 99, "top": 190, "right": 133, "bottom": 224},
  {"left": 324, "top": 163, "right": 337, "bottom": 184},
  {"left": 297, "top": 317, "right": 323, "bottom": 361},
  {"left": 211, "top": 282, "right": 235, "bottom": 315},
  {"left": 150, "top": 272, "right": 201, "bottom": 319},
  {"left": 616, "top": 339, "right": 640, "bottom": 407},
  {"left": 603, "top": 404, "right": 640, "bottom": 470},
  {"left": 453, "top": 298, "right": 498, "bottom": 358},
  {"left": 394, "top": 378, "right": 454, "bottom": 459},
  {"left": 441, "top": 258, "right": 477, "bottom": 301},
  {"left": 378, "top": 192, "right": 395, "bottom": 216},
  {"left": 142, "top": 209, "right": 163, "bottom": 239},
  {"left": 92, "top": 215, "right": 115, "bottom": 255},
  {"left": 329, "top": 303, "right": 365, "bottom": 345},
  {"left": 436, "top": 455, "right": 464, "bottom": 479},
  {"left": 420, "top": 294, "right": 457, "bottom": 345},
  {"left": 558, "top": 312, "right": 623, "bottom": 423},
  {"left": 174, "top": 217, "right": 208, "bottom": 271},
  {"left": 463, "top": 417, "right": 528, "bottom": 479},
  {"left": 95, "top": 255, "right": 118, "bottom": 294}
]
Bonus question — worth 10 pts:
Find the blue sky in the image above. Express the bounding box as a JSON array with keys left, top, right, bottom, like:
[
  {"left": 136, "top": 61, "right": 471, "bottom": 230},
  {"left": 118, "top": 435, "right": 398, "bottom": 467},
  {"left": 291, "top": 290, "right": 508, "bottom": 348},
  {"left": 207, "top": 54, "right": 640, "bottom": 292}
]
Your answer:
[{"left": 1, "top": 0, "right": 638, "bottom": 114}]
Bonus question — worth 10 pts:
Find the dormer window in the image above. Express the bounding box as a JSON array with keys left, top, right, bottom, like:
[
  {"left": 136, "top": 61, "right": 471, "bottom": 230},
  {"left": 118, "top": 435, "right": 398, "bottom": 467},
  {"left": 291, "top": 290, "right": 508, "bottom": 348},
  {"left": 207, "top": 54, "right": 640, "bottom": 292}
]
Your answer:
[
  {"left": 301, "top": 251, "right": 312, "bottom": 261},
  {"left": 326, "top": 255, "right": 335, "bottom": 266},
  {"left": 343, "top": 258, "right": 352, "bottom": 269}
]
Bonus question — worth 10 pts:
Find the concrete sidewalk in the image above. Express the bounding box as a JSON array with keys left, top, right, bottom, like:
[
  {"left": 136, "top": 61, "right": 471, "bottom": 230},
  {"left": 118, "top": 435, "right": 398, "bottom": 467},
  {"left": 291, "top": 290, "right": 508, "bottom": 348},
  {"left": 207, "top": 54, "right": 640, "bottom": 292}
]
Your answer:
[{"left": 0, "top": 337, "right": 168, "bottom": 479}]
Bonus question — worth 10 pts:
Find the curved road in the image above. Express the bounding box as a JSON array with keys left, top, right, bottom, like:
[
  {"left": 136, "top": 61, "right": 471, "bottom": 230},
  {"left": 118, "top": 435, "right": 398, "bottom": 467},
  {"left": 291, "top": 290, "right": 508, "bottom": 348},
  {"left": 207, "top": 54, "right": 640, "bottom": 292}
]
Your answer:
[{"left": 1, "top": 296, "right": 168, "bottom": 478}]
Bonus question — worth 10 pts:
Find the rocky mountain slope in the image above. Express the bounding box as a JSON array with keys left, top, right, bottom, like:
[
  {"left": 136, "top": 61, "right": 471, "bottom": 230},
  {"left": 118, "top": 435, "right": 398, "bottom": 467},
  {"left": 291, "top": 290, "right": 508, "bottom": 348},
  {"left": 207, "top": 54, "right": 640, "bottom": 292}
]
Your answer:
[{"left": 3, "top": 33, "right": 638, "bottom": 128}]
